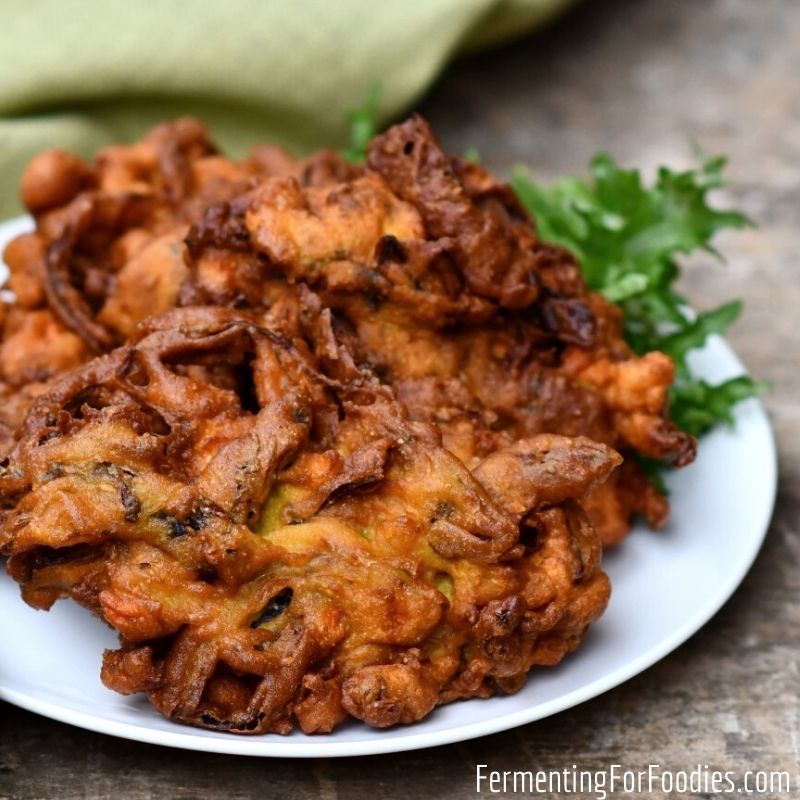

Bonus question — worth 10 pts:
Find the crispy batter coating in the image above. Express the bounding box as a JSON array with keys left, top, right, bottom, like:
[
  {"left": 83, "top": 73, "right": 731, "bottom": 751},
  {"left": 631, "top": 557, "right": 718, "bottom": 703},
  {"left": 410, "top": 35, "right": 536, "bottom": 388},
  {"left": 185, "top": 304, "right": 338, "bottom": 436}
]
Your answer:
[
  {"left": 0, "top": 119, "right": 281, "bottom": 450},
  {"left": 1, "top": 116, "right": 695, "bottom": 550},
  {"left": 183, "top": 116, "right": 694, "bottom": 543},
  {"left": 0, "top": 301, "right": 617, "bottom": 733},
  {"left": 1, "top": 117, "right": 694, "bottom": 545},
  {"left": 0, "top": 114, "right": 702, "bottom": 734},
  {"left": 0, "top": 121, "right": 364, "bottom": 438}
]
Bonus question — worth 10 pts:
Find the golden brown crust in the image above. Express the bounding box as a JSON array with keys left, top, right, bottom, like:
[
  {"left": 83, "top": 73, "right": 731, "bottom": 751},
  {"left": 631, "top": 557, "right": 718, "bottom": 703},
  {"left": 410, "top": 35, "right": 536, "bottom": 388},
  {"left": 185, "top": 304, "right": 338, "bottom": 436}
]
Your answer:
[
  {"left": 0, "top": 302, "right": 615, "bottom": 734},
  {"left": 0, "top": 113, "right": 701, "bottom": 734},
  {"left": 1, "top": 115, "right": 694, "bottom": 539}
]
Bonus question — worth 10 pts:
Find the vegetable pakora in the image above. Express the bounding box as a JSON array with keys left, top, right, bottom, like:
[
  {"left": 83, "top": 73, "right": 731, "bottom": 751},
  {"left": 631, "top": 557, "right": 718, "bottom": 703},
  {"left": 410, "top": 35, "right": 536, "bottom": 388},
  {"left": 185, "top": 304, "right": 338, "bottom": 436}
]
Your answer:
[
  {"left": 0, "top": 301, "right": 617, "bottom": 733},
  {"left": 0, "top": 113, "right": 702, "bottom": 735},
  {"left": 1, "top": 116, "right": 695, "bottom": 545}
]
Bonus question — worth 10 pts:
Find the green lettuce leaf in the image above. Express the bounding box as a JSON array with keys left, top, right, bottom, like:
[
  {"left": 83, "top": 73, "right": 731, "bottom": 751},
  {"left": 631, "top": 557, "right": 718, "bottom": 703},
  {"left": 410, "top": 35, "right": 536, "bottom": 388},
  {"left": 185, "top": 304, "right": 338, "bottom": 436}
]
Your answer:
[{"left": 512, "top": 153, "right": 768, "bottom": 472}]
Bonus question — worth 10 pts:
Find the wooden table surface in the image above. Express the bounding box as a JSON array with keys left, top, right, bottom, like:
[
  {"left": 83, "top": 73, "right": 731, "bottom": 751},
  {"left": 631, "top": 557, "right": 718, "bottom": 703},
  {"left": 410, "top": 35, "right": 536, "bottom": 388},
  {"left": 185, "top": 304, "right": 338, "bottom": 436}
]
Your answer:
[{"left": 2, "top": 0, "right": 798, "bottom": 797}]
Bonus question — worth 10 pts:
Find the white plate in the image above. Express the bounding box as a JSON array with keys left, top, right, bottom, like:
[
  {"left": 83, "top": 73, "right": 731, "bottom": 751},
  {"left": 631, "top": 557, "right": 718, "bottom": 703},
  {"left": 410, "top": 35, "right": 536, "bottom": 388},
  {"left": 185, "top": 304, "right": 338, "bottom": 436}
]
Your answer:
[{"left": 0, "top": 215, "right": 777, "bottom": 757}]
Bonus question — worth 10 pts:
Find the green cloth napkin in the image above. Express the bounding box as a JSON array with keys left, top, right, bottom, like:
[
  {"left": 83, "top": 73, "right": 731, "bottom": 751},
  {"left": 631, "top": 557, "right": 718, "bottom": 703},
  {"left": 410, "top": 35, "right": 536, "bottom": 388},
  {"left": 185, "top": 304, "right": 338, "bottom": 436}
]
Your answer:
[{"left": 0, "top": 0, "right": 573, "bottom": 218}]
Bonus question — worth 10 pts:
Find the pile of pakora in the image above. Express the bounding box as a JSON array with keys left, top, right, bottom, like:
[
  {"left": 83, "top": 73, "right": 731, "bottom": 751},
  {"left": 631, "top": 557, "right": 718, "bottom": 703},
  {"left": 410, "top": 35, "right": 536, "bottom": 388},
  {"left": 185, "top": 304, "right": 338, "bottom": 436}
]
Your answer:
[{"left": 0, "top": 117, "right": 695, "bottom": 734}]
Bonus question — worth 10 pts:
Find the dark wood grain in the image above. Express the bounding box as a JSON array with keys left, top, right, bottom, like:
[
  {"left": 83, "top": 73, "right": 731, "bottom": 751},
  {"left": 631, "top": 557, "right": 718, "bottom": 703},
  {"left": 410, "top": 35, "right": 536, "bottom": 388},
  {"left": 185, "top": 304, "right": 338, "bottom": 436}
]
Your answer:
[{"left": 2, "top": 0, "right": 799, "bottom": 797}]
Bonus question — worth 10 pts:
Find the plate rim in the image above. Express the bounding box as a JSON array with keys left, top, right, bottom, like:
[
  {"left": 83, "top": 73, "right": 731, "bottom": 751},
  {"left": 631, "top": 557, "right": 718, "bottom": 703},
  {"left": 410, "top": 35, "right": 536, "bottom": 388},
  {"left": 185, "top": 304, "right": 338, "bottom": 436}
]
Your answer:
[{"left": 0, "top": 214, "right": 778, "bottom": 758}]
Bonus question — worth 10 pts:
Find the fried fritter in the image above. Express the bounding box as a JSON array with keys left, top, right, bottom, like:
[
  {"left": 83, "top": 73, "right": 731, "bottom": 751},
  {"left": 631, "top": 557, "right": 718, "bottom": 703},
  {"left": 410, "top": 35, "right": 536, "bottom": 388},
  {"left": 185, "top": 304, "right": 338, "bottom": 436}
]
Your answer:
[
  {"left": 0, "top": 120, "right": 359, "bottom": 448},
  {"left": 0, "top": 300, "right": 617, "bottom": 733},
  {"left": 0, "top": 115, "right": 695, "bottom": 549},
  {"left": 183, "top": 117, "right": 695, "bottom": 544}
]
